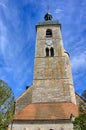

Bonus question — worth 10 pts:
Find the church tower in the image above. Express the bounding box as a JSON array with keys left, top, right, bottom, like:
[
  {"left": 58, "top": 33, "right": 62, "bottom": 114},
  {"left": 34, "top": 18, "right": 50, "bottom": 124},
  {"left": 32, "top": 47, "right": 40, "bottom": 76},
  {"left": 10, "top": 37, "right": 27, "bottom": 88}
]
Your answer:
[
  {"left": 12, "top": 13, "right": 78, "bottom": 130},
  {"left": 33, "top": 13, "right": 76, "bottom": 104}
]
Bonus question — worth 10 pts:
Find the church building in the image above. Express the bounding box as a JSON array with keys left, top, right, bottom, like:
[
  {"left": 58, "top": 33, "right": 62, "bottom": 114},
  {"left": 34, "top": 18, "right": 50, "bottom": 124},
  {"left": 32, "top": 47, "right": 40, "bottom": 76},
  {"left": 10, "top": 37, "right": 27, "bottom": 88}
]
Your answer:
[{"left": 10, "top": 13, "right": 79, "bottom": 130}]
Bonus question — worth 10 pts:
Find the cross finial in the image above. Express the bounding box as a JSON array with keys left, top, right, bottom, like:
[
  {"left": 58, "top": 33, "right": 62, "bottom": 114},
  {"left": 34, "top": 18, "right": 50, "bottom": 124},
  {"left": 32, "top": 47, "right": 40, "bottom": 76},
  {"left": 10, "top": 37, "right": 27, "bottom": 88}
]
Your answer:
[
  {"left": 47, "top": 5, "right": 50, "bottom": 12},
  {"left": 44, "top": 5, "right": 52, "bottom": 21}
]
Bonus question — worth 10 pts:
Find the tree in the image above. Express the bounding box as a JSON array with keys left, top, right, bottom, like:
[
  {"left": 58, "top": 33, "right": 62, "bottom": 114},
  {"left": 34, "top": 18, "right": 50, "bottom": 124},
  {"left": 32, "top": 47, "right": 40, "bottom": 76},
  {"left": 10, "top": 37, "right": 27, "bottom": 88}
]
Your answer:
[
  {"left": 73, "top": 90, "right": 86, "bottom": 130},
  {"left": 81, "top": 89, "right": 86, "bottom": 101},
  {"left": 0, "top": 80, "right": 15, "bottom": 130},
  {"left": 73, "top": 114, "right": 86, "bottom": 130}
]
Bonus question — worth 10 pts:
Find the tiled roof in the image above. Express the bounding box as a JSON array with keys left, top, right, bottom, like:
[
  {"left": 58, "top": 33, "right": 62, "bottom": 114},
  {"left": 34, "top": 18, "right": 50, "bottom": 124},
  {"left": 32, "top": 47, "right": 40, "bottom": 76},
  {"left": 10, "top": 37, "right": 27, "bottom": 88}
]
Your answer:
[{"left": 14, "top": 103, "right": 78, "bottom": 121}]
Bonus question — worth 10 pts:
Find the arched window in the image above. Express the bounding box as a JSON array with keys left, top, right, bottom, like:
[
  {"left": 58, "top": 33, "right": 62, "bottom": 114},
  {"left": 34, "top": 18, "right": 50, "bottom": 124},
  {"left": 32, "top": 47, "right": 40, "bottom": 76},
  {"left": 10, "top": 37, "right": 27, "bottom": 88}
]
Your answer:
[
  {"left": 46, "top": 29, "right": 52, "bottom": 37},
  {"left": 50, "top": 47, "right": 54, "bottom": 56},
  {"left": 46, "top": 48, "right": 49, "bottom": 56}
]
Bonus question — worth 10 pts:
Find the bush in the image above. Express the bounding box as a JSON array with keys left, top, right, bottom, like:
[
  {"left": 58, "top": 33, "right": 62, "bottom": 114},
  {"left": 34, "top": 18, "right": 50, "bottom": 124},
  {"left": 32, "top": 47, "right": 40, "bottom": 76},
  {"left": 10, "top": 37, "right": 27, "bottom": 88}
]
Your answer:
[{"left": 0, "top": 80, "right": 15, "bottom": 130}]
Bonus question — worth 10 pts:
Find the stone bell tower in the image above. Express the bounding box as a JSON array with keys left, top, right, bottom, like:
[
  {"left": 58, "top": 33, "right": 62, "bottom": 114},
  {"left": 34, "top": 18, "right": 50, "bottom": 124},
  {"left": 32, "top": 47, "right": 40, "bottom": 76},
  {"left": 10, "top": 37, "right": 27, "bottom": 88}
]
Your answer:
[
  {"left": 13, "top": 12, "right": 78, "bottom": 130},
  {"left": 33, "top": 12, "right": 76, "bottom": 104}
]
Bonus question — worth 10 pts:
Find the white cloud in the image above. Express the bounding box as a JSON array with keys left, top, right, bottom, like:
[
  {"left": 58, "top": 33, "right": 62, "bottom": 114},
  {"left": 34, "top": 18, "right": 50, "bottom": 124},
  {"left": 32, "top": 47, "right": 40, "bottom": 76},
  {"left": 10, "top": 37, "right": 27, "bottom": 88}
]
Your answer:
[
  {"left": 0, "top": 21, "right": 8, "bottom": 55},
  {"left": 0, "top": 2, "right": 7, "bottom": 8},
  {"left": 71, "top": 51, "right": 86, "bottom": 72},
  {"left": 55, "top": 8, "right": 63, "bottom": 14}
]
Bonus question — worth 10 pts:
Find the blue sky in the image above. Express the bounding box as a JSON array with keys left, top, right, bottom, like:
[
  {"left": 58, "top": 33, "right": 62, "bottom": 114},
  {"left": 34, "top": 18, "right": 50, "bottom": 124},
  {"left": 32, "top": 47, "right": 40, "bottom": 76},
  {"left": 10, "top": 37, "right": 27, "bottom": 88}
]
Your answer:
[{"left": 0, "top": 0, "right": 86, "bottom": 98}]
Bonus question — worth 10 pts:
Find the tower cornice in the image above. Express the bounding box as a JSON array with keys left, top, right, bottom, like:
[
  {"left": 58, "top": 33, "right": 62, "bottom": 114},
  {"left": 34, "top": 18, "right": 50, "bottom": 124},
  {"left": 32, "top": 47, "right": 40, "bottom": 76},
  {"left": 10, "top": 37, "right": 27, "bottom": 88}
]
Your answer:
[{"left": 36, "top": 22, "right": 61, "bottom": 31}]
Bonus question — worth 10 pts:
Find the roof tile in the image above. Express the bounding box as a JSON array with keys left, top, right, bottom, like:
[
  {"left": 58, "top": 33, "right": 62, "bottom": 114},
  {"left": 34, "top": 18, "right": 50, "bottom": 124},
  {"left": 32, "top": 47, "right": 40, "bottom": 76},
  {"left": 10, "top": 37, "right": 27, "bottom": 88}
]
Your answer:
[{"left": 14, "top": 103, "right": 78, "bottom": 120}]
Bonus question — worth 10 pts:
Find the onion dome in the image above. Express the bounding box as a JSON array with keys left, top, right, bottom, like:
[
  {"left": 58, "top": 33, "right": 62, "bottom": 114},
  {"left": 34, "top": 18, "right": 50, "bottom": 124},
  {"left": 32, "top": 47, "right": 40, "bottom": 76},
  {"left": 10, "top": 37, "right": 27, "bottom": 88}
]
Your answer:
[{"left": 44, "top": 12, "right": 52, "bottom": 21}]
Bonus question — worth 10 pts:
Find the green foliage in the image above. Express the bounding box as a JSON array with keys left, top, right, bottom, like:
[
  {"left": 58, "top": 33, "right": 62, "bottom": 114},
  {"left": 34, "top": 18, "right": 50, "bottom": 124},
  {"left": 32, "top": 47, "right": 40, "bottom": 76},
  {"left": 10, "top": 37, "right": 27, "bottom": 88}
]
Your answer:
[
  {"left": 73, "top": 114, "right": 86, "bottom": 130},
  {"left": 74, "top": 91, "right": 86, "bottom": 129},
  {"left": 0, "top": 80, "right": 15, "bottom": 130}
]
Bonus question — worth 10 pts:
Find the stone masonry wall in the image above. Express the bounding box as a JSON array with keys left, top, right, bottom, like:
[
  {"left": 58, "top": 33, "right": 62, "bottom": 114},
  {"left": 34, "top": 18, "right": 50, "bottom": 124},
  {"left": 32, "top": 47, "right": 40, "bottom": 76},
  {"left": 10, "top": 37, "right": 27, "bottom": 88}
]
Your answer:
[
  {"left": 32, "top": 79, "right": 71, "bottom": 103},
  {"left": 35, "top": 25, "right": 64, "bottom": 58},
  {"left": 34, "top": 56, "right": 68, "bottom": 80}
]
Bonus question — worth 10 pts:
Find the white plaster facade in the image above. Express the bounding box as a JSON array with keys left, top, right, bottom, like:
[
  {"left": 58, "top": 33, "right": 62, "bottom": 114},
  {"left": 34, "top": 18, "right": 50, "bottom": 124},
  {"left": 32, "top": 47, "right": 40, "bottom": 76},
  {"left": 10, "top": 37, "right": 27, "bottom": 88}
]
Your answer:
[{"left": 9, "top": 121, "right": 73, "bottom": 130}]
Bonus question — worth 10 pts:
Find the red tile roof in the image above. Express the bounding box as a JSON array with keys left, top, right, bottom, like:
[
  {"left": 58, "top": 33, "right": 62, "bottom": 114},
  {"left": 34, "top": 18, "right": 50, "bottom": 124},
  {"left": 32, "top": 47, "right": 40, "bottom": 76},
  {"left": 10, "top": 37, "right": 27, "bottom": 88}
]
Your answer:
[{"left": 14, "top": 103, "right": 78, "bottom": 121}]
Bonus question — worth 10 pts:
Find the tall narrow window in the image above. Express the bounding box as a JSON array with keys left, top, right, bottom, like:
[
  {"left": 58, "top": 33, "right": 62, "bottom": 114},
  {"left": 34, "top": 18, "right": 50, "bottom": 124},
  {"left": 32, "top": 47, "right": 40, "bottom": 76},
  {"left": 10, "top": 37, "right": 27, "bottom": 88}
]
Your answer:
[
  {"left": 50, "top": 47, "right": 54, "bottom": 56},
  {"left": 46, "top": 48, "right": 49, "bottom": 56},
  {"left": 46, "top": 29, "right": 52, "bottom": 37}
]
